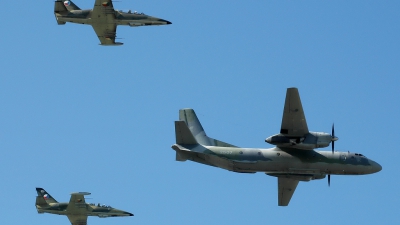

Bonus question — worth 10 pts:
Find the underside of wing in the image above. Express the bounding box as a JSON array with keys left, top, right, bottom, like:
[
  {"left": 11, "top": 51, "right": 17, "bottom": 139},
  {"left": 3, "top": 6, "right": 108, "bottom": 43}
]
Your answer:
[
  {"left": 277, "top": 177, "right": 299, "bottom": 206},
  {"left": 67, "top": 215, "right": 88, "bottom": 225},
  {"left": 91, "top": 1, "right": 123, "bottom": 45},
  {"left": 92, "top": 24, "right": 123, "bottom": 46},
  {"left": 67, "top": 193, "right": 89, "bottom": 213},
  {"left": 92, "top": 0, "right": 115, "bottom": 18},
  {"left": 280, "top": 87, "right": 309, "bottom": 137}
]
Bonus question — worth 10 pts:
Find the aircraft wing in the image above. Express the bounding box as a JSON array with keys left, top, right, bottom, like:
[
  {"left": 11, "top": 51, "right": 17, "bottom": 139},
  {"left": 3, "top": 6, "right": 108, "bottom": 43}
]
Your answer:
[
  {"left": 91, "top": 1, "right": 123, "bottom": 45},
  {"left": 280, "top": 87, "right": 309, "bottom": 137},
  {"left": 277, "top": 177, "right": 299, "bottom": 206},
  {"left": 66, "top": 192, "right": 90, "bottom": 213},
  {"left": 92, "top": 0, "right": 115, "bottom": 18},
  {"left": 67, "top": 215, "right": 88, "bottom": 225},
  {"left": 91, "top": 24, "right": 123, "bottom": 46}
]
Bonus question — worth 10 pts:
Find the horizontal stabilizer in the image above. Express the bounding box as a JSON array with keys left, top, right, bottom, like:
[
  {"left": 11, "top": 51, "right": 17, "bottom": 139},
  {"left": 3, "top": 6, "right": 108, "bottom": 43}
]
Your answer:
[{"left": 175, "top": 151, "right": 188, "bottom": 161}]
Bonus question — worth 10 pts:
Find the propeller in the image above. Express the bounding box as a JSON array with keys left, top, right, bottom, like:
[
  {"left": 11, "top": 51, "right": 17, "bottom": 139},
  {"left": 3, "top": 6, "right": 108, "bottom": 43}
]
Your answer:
[
  {"left": 331, "top": 124, "right": 338, "bottom": 153},
  {"left": 328, "top": 174, "right": 330, "bottom": 187}
]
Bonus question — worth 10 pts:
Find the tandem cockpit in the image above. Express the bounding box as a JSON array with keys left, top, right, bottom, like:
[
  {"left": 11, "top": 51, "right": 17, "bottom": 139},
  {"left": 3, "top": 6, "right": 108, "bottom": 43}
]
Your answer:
[
  {"left": 89, "top": 203, "right": 113, "bottom": 208},
  {"left": 117, "top": 9, "right": 145, "bottom": 15}
]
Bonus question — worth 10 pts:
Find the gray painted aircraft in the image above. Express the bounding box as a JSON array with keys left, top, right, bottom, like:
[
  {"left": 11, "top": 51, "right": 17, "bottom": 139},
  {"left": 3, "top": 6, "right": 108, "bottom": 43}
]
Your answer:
[
  {"left": 171, "top": 88, "right": 382, "bottom": 206},
  {"left": 35, "top": 187, "right": 133, "bottom": 225},
  {"left": 54, "top": 0, "right": 172, "bottom": 45}
]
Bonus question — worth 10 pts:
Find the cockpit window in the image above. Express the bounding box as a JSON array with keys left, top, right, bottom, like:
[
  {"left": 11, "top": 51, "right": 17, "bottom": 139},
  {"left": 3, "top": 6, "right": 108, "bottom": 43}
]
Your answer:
[
  {"left": 118, "top": 9, "right": 145, "bottom": 14},
  {"left": 94, "top": 203, "right": 111, "bottom": 208},
  {"left": 355, "top": 153, "right": 365, "bottom": 157}
]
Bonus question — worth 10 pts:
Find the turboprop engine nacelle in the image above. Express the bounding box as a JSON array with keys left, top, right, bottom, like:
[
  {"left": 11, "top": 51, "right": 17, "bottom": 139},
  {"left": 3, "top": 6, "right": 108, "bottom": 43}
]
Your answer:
[{"left": 265, "top": 132, "right": 336, "bottom": 150}]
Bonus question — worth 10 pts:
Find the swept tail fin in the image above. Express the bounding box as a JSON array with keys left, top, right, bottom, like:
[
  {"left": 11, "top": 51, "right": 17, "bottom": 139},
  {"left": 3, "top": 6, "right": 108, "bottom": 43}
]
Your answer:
[
  {"left": 179, "top": 109, "right": 237, "bottom": 147},
  {"left": 54, "top": 1, "right": 68, "bottom": 24},
  {"left": 36, "top": 196, "right": 49, "bottom": 209},
  {"left": 179, "top": 108, "right": 211, "bottom": 145},
  {"left": 63, "top": 0, "right": 81, "bottom": 11},
  {"left": 175, "top": 121, "right": 198, "bottom": 145},
  {"left": 36, "top": 187, "right": 58, "bottom": 204}
]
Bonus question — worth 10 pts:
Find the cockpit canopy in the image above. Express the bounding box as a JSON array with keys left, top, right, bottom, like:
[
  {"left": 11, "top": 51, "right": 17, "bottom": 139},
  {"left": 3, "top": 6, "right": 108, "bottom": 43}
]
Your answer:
[
  {"left": 90, "top": 203, "right": 112, "bottom": 208},
  {"left": 354, "top": 153, "right": 365, "bottom": 157},
  {"left": 118, "top": 9, "right": 145, "bottom": 15}
]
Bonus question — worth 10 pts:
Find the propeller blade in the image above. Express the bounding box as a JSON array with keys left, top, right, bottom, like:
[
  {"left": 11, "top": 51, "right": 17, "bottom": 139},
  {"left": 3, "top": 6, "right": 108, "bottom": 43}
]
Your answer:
[
  {"left": 328, "top": 174, "right": 330, "bottom": 187},
  {"left": 331, "top": 123, "right": 338, "bottom": 153}
]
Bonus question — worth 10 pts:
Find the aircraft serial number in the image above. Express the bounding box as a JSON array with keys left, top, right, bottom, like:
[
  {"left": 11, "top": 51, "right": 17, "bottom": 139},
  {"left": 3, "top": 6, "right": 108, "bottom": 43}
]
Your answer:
[{"left": 220, "top": 151, "right": 233, "bottom": 154}]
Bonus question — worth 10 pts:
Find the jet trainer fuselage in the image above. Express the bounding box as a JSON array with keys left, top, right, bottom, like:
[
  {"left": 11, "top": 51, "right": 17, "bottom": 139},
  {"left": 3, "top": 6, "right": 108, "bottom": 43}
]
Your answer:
[
  {"left": 37, "top": 202, "right": 132, "bottom": 217},
  {"left": 56, "top": 9, "right": 171, "bottom": 27},
  {"left": 35, "top": 188, "right": 133, "bottom": 225},
  {"left": 54, "top": 0, "right": 171, "bottom": 45}
]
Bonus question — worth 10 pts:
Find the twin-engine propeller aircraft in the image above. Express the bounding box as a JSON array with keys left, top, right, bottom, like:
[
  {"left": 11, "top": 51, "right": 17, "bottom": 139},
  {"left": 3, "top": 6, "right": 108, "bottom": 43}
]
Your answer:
[
  {"left": 35, "top": 187, "right": 133, "bottom": 225},
  {"left": 54, "top": 0, "right": 172, "bottom": 45},
  {"left": 171, "top": 88, "right": 382, "bottom": 206}
]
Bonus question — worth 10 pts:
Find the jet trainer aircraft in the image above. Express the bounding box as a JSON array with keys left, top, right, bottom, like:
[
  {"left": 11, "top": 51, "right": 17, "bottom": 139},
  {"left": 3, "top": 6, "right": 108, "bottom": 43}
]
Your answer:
[
  {"left": 171, "top": 88, "right": 382, "bottom": 206},
  {"left": 35, "top": 187, "right": 133, "bottom": 225},
  {"left": 54, "top": 0, "right": 172, "bottom": 45}
]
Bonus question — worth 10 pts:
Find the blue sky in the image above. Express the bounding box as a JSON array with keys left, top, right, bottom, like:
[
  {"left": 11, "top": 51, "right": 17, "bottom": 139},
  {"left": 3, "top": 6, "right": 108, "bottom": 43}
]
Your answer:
[{"left": 0, "top": 0, "right": 399, "bottom": 224}]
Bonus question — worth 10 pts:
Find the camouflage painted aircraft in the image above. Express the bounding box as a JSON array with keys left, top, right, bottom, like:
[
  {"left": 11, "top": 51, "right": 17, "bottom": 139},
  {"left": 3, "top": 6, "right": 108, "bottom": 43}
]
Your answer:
[
  {"left": 35, "top": 187, "right": 133, "bottom": 225},
  {"left": 54, "top": 0, "right": 172, "bottom": 45},
  {"left": 171, "top": 88, "right": 382, "bottom": 206}
]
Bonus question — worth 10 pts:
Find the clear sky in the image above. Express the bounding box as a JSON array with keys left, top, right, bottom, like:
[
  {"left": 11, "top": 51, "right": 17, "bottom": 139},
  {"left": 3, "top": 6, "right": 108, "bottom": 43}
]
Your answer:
[{"left": 0, "top": 1, "right": 399, "bottom": 224}]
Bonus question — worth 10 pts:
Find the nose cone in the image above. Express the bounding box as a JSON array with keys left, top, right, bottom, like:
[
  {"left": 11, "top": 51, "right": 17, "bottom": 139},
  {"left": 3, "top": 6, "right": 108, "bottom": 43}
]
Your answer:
[
  {"left": 369, "top": 160, "right": 382, "bottom": 173},
  {"left": 159, "top": 19, "right": 172, "bottom": 25},
  {"left": 265, "top": 136, "right": 272, "bottom": 144},
  {"left": 120, "top": 210, "right": 134, "bottom": 216}
]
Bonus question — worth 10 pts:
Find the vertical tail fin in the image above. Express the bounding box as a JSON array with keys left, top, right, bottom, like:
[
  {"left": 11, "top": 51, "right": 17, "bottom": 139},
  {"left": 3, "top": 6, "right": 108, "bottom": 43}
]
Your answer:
[
  {"left": 36, "top": 187, "right": 58, "bottom": 204},
  {"left": 54, "top": 1, "right": 68, "bottom": 14},
  {"left": 179, "top": 109, "right": 212, "bottom": 146},
  {"left": 178, "top": 109, "right": 238, "bottom": 147},
  {"left": 63, "top": 0, "right": 81, "bottom": 11},
  {"left": 174, "top": 121, "right": 198, "bottom": 145},
  {"left": 36, "top": 196, "right": 49, "bottom": 209},
  {"left": 54, "top": 1, "right": 68, "bottom": 24}
]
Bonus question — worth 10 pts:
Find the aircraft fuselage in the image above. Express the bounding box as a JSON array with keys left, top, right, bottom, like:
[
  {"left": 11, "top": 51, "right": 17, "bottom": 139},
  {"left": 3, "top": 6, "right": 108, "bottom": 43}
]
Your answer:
[
  {"left": 56, "top": 10, "right": 171, "bottom": 26},
  {"left": 37, "top": 203, "right": 132, "bottom": 217},
  {"left": 172, "top": 144, "right": 382, "bottom": 178}
]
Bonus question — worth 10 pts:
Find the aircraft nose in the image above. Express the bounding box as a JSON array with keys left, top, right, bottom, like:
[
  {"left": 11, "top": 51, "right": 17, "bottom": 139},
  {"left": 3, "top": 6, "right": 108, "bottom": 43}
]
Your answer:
[
  {"left": 265, "top": 137, "right": 272, "bottom": 144},
  {"left": 123, "top": 211, "right": 134, "bottom": 216},
  {"left": 370, "top": 160, "right": 382, "bottom": 173},
  {"left": 160, "top": 19, "right": 172, "bottom": 24}
]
